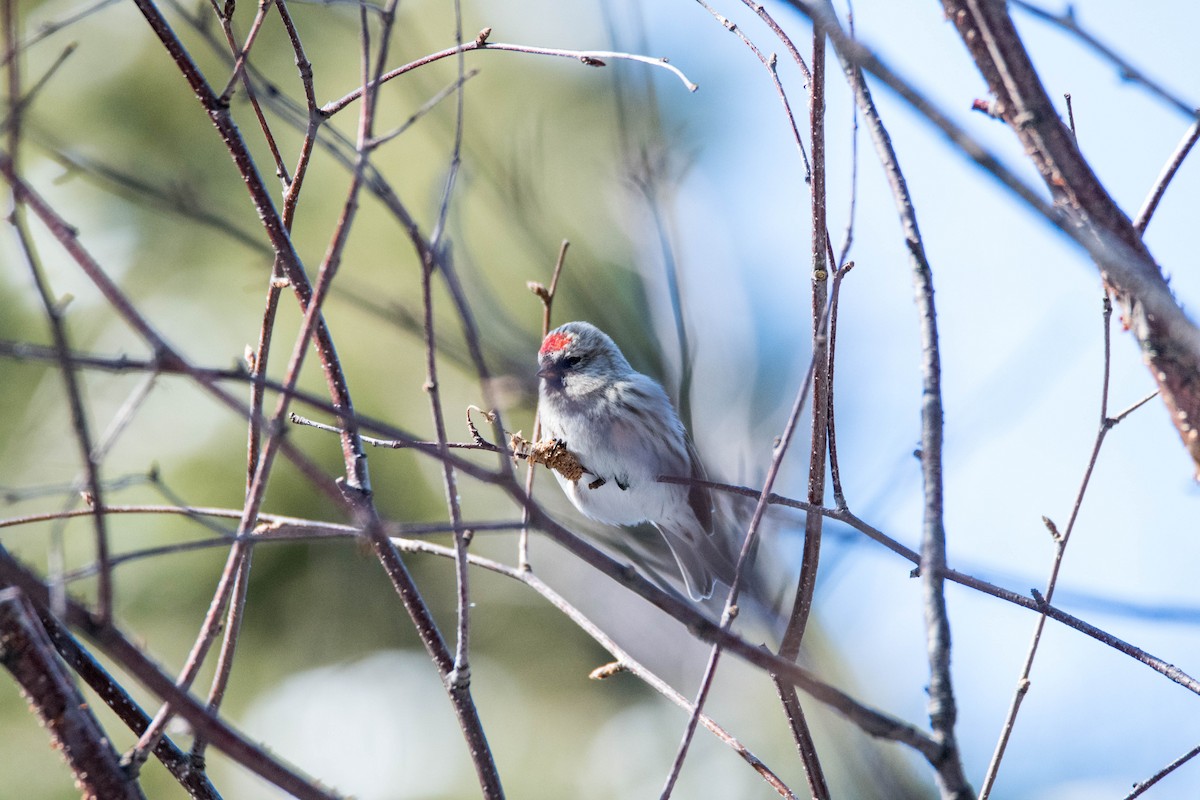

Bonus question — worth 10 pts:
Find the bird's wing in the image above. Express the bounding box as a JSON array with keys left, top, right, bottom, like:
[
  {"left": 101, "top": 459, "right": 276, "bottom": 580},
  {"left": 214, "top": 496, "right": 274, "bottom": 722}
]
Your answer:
[{"left": 686, "top": 437, "right": 714, "bottom": 535}]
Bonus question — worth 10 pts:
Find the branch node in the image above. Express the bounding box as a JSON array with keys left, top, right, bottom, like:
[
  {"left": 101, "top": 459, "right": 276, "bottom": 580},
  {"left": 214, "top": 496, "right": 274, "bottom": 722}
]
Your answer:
[
  {"left": 446, "top": 665, "right": 471, "bottom": 691},
  {"left": 474, "top": 27, "right": 492, "bottom": 47}
]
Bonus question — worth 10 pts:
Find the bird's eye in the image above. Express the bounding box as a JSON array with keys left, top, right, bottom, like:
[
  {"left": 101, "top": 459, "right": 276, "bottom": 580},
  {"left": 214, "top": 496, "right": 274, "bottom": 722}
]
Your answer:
[{"left": 563, "top": 355, "right": 582, "bottom": 369}]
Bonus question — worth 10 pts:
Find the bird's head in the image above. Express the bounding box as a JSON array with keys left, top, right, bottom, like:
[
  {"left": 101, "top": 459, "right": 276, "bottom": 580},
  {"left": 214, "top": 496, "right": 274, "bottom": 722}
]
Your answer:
[{"left": 537, "top": 321, "right": 632, "bottom": 395}]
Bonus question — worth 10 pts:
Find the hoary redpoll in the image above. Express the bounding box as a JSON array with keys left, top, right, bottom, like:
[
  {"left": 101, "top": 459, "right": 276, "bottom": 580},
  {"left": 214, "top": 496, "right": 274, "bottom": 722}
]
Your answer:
[{"left": 536, "top": 321, "right": 724, "bottom": 600}]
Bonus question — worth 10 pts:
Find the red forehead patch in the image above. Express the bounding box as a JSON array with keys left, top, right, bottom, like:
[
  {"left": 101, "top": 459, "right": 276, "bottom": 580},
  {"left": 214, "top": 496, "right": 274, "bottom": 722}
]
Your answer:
[{"left": 539, "top": 330, "right": 573, "bottom": 356}]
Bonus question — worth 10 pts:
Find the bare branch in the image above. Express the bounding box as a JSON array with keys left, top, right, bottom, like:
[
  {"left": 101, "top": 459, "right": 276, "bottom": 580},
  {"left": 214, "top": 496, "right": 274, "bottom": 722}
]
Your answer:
[
  {"left": 1011, "top": 0, "right": 1199, "bottom": 119},
  {"left": 0, "top": 546, "right": 340, "bottom": 799},
  {"left": 1134, "top": 119, "right": 1200, "bottom": 234},
  {"left": 321, "top": 38, "right": 698, "bottom": 117},
  {"left": 0, "top": 588, "right": 145, "bottom": 799}
]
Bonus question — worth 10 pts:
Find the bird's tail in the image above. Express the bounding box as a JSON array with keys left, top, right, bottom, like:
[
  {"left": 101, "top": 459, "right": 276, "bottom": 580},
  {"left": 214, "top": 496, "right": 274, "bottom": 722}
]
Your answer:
[{"left": 654, "top": 522, "right": 720, "bottom": 601}]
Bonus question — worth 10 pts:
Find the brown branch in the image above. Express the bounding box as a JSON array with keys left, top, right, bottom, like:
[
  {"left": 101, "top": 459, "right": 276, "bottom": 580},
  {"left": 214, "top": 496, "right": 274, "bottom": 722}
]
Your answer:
[
  {"left": 131, "top": 0, "right": 371, "bottom": 495},
  {"left": 940, "top": 0, "right": 1200, "bottom": 475},
  {"left": 36, "top": 608, "right": 221, "bottom": 799},
  {"left": 811, "top": 5, "right": 969, "bottom": 794},
  {"left": 0, "top": 588, "right": 145, "bottom": 800},
  {"left": 778, "top": 0, "right": 1200, "bottom": 475},
  {"left": 773, "top": 21, "right": 831, "bottom": 800},
  {"left": 0, "top": 546, "right": 341, "bottom": 799}
]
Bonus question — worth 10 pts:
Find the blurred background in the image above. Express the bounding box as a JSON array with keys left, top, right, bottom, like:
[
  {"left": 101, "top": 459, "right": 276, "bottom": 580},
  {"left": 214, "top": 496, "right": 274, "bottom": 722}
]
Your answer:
[{"left": 2, "top": 0, "right": 1199, "bottom": 797}]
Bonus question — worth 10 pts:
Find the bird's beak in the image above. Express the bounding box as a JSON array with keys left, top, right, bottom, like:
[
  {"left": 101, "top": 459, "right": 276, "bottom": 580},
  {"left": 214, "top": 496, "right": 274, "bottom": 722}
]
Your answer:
[{"left": 537, "top": 359, "right": 562, "bottom": 385}]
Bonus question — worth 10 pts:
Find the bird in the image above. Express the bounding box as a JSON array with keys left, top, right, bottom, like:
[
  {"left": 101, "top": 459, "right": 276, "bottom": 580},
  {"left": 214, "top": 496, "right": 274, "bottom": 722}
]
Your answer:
[{"left": 535, "top": 320, "right": 725, "bottom": 600}]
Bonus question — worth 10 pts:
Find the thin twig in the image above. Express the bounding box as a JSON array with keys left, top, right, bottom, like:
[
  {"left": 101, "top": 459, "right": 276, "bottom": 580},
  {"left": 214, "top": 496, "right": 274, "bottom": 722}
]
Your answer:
[
  {"left": 189, "top": 541, "right": 253, "bottom": 772},
  {"left": 416, "top": 0, "right": 483, "bottom": 766},
  {"left": 213, "top": 0, "right": 289, "bottom": 183},
  {"left": 696, "top": 0, "right": 812, "bottom": 180},
  {"left": 522, "top": 239, "right": 570, "bottom": 569},
  {"left": 390, "top": 536, "right": 799, "bottom": 799},
  {"left": 824, "top": 262, "right": 854, "bottom": 508},
  {"left": 1123, "top": 741, "right": 1200, "bottom": 799},
  {"left": 1134, "top": 118, "right": 1200, "bottom": 234},
  {"left": 1011, "top": 0, "right": 1199, "bottom": 120},
  {"left": 321, "top": 38, "right": 698, "bottom": 117},
  {"left": 771, "top": 22, "right": 831, "bottom": 800},
  {"left": 4, "top": 0, "right": 113, "bottom": 627},
  {"left": 834, "top": 0, "right": 859, "bottom": 272},
  {"left": 369, "top": 68, "right": 479, "bottom": 148},
  {"left": 47, "top": 373, "right": 156, "bottom": 619},
  {"left": 123, "top": 0, "right": 391, "bottom": 768},
  {"left": 978, "top": 292, "right": 1120, "bottom": 798}
]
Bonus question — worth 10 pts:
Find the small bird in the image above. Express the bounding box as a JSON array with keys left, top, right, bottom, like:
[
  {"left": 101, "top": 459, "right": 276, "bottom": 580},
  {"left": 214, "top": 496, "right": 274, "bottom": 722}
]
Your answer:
[{"left": 536, "top": 321, "right": 722, "bottom": 600}]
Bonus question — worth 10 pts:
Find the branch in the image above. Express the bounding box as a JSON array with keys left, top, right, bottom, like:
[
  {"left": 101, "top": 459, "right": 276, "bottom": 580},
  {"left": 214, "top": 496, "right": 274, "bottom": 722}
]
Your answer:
[
  {"left": 939, "top": 0, "right": 1200, "bottom": 475},
  {"left": 4, "top": 0, "right": 113, "bottom": 625},
  {"left": 0, "top": 546, "right": 341, "bottom": 799},
  {"left": 979, "top": 294, "right": 1126, "bottom": 797},
  {"left": 390, "top": 537, "right": 799, "bottom": 799},
  {"left": 781, "top": 0, "right": 1200, "bottom": 475},
  {"left": 37, "top": 606, "right": 221, "bottom": 798},
  {"left": 0, "top": 588, "right": 145, "bottom": 799},
  {"left": 321, "top": 35, "right": 698, "bottom": 117},
  {"left": 1134, "top": 118, "right": 1200, "bottom": 234},
  {"left": 811, "top": 3, "right": 968, "bottom": 794},
  {"left": 773, "top": 21, "right": 830, "bottom": 799},
  {"left": 1124, "top": 741, "right": 1200, "bottom": 799},
  {"left": 1011, "top": 1, "right": 1198, "bottom": 119}
]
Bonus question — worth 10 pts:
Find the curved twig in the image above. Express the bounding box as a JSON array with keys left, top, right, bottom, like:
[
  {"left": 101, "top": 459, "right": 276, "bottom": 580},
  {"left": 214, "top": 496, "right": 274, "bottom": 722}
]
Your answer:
[{"left": 321, "top": 36, "right": 697, "bottom": 117}]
